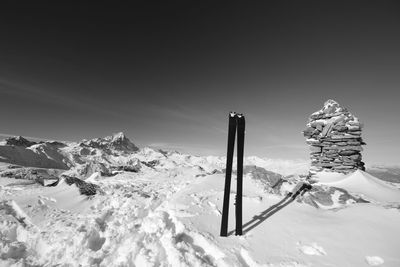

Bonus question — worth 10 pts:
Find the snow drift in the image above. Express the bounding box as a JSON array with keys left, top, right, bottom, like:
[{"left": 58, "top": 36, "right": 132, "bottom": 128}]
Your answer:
[
  {"left": 1, "top": 132, "right": 400, "bottom": 266},
  {"left": 318, "top": 170, "right": 400, "bottom": 203}
]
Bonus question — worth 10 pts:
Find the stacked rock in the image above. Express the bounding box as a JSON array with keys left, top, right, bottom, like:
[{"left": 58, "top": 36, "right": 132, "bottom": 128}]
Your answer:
[{"left": 303, "top": 99, "right": 366, "bottom": 175}]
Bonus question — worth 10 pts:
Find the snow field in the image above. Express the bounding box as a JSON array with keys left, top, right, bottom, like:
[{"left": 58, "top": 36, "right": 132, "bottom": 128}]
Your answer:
[
  {"left": 317, "top": 169, "right": 400, "bottom": 203},
  {"left": 1, "top": 160, "right": 400, "bottom": 266},
  {"left": 166, "top": 173, "right": 400, "bottom": 266}
]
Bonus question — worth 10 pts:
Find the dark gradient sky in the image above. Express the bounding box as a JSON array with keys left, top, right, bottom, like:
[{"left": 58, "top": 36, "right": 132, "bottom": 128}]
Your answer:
[{"left": 1, "top": 1, "right": 400, "bottom": 165}]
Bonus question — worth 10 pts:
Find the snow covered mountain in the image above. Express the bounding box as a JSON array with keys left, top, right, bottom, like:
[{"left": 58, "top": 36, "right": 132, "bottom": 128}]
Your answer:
[
  {"left": 79, "top": 132, "right": 139, "bottom": 152},
  {"left": 0, "top": 132, "right": 309, "bottom": 180},
  {"left": 1, "top": 133, "right": 400, "bottom": 266},
  {"left": 367, "top": 165, "right": 400, "bottom": 184}
]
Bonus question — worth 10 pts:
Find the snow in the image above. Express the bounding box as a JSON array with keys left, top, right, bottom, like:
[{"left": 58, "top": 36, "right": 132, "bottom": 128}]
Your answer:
[
  {"left": 312, "top": 170, "right": 346, "bottom": 183},
  {"left": 365, "top": 256, "right": 385, "bottom": 266},
  {"left": 317, "top": 170, "right": 400, "bottom": 203},
  {"left": 165, "top": 173, "right": 400, "bottom": 266},
  {"left": 1, "top": 134, "right": 400, "bottom": 266},
  {"left": 86, "top": 171, "right": 101, "bottom": 183},
  {"left": 297, "top": 242, "right": 327, "bottom": 256},
  {"left": 2, "top": 167, "right": 400, "bottom": 266}
]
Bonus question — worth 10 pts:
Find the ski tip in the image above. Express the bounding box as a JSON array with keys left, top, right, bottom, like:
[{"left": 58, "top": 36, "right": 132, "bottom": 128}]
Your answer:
[{"left": 229, "top": 112, "right": 245, "bottom": 118}]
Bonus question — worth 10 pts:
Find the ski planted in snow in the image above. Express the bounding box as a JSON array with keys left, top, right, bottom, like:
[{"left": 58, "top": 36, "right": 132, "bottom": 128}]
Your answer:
[
  {"left": 220, "top": 112, "right": 245, "bottom": 237},
  {"left": 235, "top": 114, "right": 245, "bottom": 236},
  {"left": 220, "top": 112, "right": 237, "bottom": 237}
]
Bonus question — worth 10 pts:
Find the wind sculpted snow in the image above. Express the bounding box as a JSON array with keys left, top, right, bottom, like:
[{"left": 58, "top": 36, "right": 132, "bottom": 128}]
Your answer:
[{"left": 1, "top": 134, "right": 400, "bottom": 266}]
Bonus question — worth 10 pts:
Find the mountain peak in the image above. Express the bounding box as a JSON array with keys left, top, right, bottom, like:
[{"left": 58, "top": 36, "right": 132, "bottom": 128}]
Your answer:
[
  {"left": 5, "top": 135, "right": 37, "bottom": 147},
  {"left": 109, "top": 132, "right": 138, "bottom": 151},
  {"left": 111, "top": 132, "right": 126, "bottom": 141},
  {"left": 80, "top": 132, "right": 139, "bottom": 152}
]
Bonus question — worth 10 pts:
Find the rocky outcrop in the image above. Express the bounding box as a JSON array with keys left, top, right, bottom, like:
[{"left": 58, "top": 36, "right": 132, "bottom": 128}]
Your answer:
[
  {"left": 63, "top": 175, "right": 102, "bottom": 196},
  {"left": 78, "top": 162, "right": 113, "bottom": 177},
  {"left": 300, "top": 185, "right": 369, "bottom": 208},
  {"left": 140, "top": 160, "right": 160, "bottom": 168},
  {"left": 303, "top": 100, "right": 366, "bottom": 175},
  {"left": 111, "top": 161, "right": 141, "bottom": 173},
  {"left": 244, "top": 165, "right": 286, "bottom": 193}
]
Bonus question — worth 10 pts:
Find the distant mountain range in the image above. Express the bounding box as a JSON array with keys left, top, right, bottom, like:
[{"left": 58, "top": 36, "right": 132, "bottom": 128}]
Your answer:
[
  {"left": 0, "top": 132, "right": 311, "bottom": 178},
  {"left": 366, "top": 165, "right": 400, "bottom": 183},
  {"left": 0, "top": 132, "right": 398, "bottom": 183}
]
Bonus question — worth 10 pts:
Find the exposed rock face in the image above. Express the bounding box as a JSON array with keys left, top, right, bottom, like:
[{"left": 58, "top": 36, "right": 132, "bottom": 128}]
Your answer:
[
  {"left": 111, "top": 160, "right": 141, "bottom": 173},
  {"left": 139, "top": 160, "right": 159, "bottom": 169},
  {"left": 5, "top": 136, "right": 37, "bottom": 147},
  {"left": 78, "top": 162, "right": 113, "bottom": 177},
  {"left": 303, "top": 100, "right": 366, "bottom": 175},
  {"left": 63, "top": 175, "right": 102, "bottom": 196},
  {"left": 80, "top": 132, "right": 139, "bottom": 152},
  {"left": 244, "top": 165, "right": 286, "bottom": 194}
]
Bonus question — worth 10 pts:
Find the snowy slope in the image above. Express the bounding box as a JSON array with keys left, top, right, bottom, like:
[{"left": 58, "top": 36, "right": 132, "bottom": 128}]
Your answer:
[
  {"left": 1, "top": 133, "right": 400, "bottom": 266},
  {"left": 0, "top": 143, "right": 71, "bottom": 170},
  {"left": 2, "top": 169, "right": 400, "bottom": 266},
  {"left": 168, "top": 173, "right": 400, "bottom": 267},
  {"left": 318, "top": 170, "right": 400, "bottom": 203}
]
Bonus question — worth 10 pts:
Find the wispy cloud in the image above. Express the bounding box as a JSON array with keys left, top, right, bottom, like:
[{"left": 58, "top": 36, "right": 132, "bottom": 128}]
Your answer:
[
  {"left": 144, "top": 103, "right": 227, "bottom": 134},
  {"left": 0, "top": 78, "right": 123, "bottom": 118}
]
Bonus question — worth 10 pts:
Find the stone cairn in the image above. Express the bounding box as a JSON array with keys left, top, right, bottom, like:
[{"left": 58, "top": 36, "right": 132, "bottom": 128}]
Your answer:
[{"left": 303, "top": 99, "right": 366, "bottom": 175}]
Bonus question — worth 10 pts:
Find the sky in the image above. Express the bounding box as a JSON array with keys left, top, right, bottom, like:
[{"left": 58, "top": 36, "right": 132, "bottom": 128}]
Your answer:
[{"left": 0, "top": 1, "right": 400, "bottom": 165}]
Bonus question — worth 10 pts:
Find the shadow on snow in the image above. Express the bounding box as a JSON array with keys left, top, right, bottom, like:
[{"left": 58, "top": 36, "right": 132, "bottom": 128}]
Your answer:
[{"left": 228, "top": 182, "right": 312, "bottom": 236}]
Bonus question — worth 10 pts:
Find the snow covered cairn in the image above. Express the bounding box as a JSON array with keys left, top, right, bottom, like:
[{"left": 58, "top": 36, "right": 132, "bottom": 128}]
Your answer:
[{"left": 303, "top": 99, "right": 366, "bottom": 175}]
